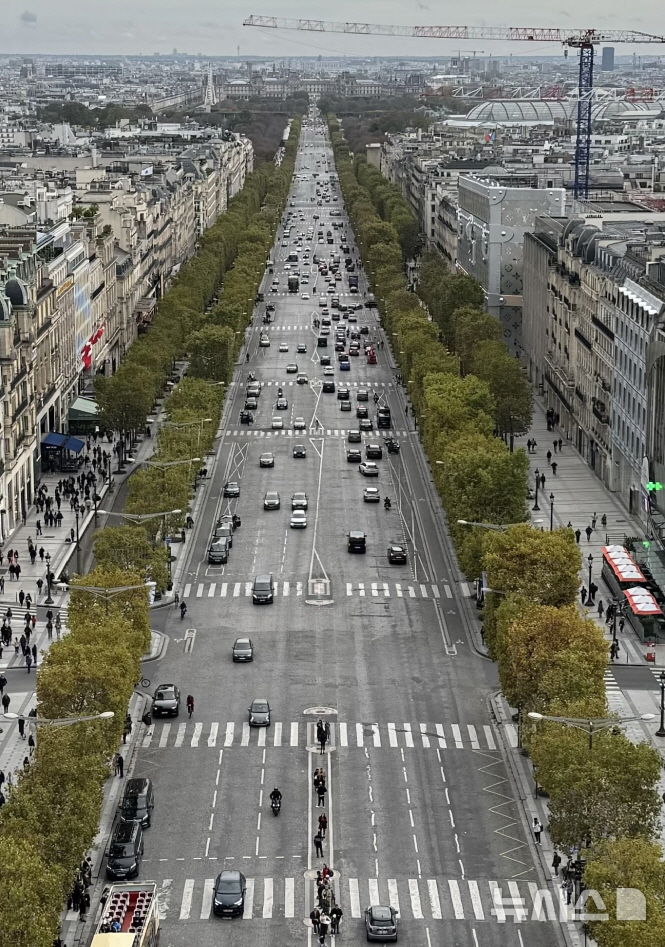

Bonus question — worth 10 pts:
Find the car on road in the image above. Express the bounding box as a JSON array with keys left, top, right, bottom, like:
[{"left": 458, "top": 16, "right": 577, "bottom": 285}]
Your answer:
[
  {"left": 359, "top": 417, "right": 373, "bottom": 431},
  {"left": 296, "top": 342, "right": 307, "bottom": 353},
  {"left": 340, "top": 400, "right": 352, "bottom": 412},
  {"left": 232, "top": 638, "right": 254, "bottom": 662},
  {"left": 208, "top": 538, "right": 230, "bottom": 564},
  {"left": 337, "top": 387, "right": 350, "bottom": 401},
  {"left": 223, "top": 481, "right": 240, "bottom": 498},
  {"left": 347, "top": 530, "right": 367, "bottom": 553},
  {"left": 356, "top": 405, "right": 369, "bottom": 419},
  {"left": 347, "top": 448, "right": 362, "bottom": 463},
  {"left": 322, "top": 380, "right": 336, "bottom": 393},
  {"left": 106, "top": 819, "right": 144, "bottom": 881},
  {"left": 363, "top": 487, "right": 381, "bottom": 503},
  {"left": 248, "top": 698, "right": 271, "bottom": 727},
  {"left": 239, "top": 410, "right": 254, "bottom": 424},
  {"left": 301, "top": 292, "right": 310, "bottom": 299},
  {"left": 259, "top": 335, "right": 270, "bottom": 347},
  {"left": 365, "top": 905, "right": 398, "bottom": 941},
  {"left": 213, "top": 870, "right": 247, "bottom": 917},
  {"left": 271, "top": 416, "right": 284, "bottom": 430},
  {"left": 297, "top": 373, "right": 309, "bottom": 385},
  {"left": 263, "top": 491, "right": 281, "bottom": 510},
  {"left": 340, "top": 359, "right": 350, "bottom": 371},
  {"left": 244, "top": 396, "right": 258, "bottom": 411},
  {"left": 286, "top": 363, "right": 299, "bottom": 373},
  {"left": 357, "top": 388, "right": 369, "bottom": 401},
  {"left": 359, "top": 461, "right": 379, "bottom": 477},
  {"left": 252, "top": 574, "right": 274, "bottom": 604},
  {"left": 279, "top": 342, "right": 289, "bottom": 352},
  {"left": 290, "top": 509, "right": 308, "bottom": 529},
  {"left": 213, "top": 521, "right": 234, "bottom": 546},
  {"left": 259, "top": 452, "right": 274, "bottom": 468},
  {"left": 293, "top": 417, "right": 306, "bottom": 430},
  {"left": 293, "top": 444, "right": 307, "bottom": 458},
  {"left": 347, "top": 430, "right": 362, "bottom": 443},
  {"left": 388, "top": 542, "right": 408, "bottom": 564},
  {"left": 366, "top": 443, "right": 383, "bottom": 459},
  {"left": 323, "top": 366, "right": 335, "bottom": 377},
  {"left": 152, "top": 684, "right": 180, "bottom": 717},
  {"left": 291, "top": 492, "right": 308, "bottom": 510},
  {"left": 275, "top": 397, "right": 288, "bottom": 410},
  {"left": 319, "top": 354, "right": 331, "bottom": 366}
]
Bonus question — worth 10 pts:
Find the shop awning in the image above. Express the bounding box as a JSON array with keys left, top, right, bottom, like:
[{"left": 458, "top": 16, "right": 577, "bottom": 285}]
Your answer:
[
  {"left": 41, "top": 432, "right": 67, "bottom": 449},
  {"left": 64, "top": 435, "right": 84, "bottom": 453},
  {"left": 68, "top": 396, "right": 98, "bottom": 422},
  {"left": 602, "top": 545, "right": 647, "bottom": 584},
  {"left": 625, "top": 586, "right": 663, "bottom": 616}
]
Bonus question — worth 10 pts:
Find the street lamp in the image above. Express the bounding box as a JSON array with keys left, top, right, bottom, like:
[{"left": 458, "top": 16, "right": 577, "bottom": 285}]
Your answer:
[
  {"left": 532, "top": 467, "right": 540, "bottom": 511},
  {"left": 99, "top": 509, "right": 183, "bottom": 578},
  {"left": 527, "top": 710, "right": 655, "bottom": 751},
  {"left": 656, "top": 671, "right": 665, "bottom": 738},
  {"left": 3, "top": 710, "right": 114, "bottom": 727},
  {"left": 457, "top": 519, "right": 543, "bottom": 531},
  {"left": 587, "top": 554, "right": 594, "bottom": 594},
  {"left": 549, "top": 492, "right": 555, "bottom": 532},
  {"left": 163, "top": 418, "right": 212, "bottom": 458},
  {"left": 71, "top": 583, "right": 151, "bottom": 614},
  {"left": 73, "top": 502, "right": 81, "bottom": 574},
  {"left": 44, "top": 551, "right": 54, "bottom": 605}
]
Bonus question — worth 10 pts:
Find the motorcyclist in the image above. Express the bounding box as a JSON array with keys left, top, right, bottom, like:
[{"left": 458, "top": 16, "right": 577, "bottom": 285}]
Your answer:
[
  {"left": 278, "top": 386, "right": 283, "bottom": 397},
  {"left": 270, "top": 788, "right": 282, "bottom": 805},
  {"left": 186, "top": 694, "right": 194, "bottom": 718},
  {"left": 384, "top": 497, "right": 391, "bottom": 511},
  {"left": 180, "top": 600, "right": 187, "bottom": 620}
]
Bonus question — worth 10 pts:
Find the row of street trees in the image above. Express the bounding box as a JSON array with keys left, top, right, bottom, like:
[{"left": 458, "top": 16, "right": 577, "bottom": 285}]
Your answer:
[
  {"left": 330, "top": 117, "right": 665, "bottom": 943},
  {"left": 0, "top": 126, "right": 301, "bottom": 944}
]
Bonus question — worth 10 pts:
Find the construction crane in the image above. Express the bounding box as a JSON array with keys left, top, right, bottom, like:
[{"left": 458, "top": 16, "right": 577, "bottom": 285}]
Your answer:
[{"left": 244, "top": 16, "right": 665, "bottom": 199}]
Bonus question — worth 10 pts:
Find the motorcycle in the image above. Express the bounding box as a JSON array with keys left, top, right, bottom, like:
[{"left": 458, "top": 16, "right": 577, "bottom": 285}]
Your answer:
[
  {"left": 384, "top": 497, "right": 392, "bottom": 511},
  {"left": 271, "top": 797, "right": 281, "bottom": 816},
  {"left": 385, "top": 439, "right": 400, "bottom": 454}
]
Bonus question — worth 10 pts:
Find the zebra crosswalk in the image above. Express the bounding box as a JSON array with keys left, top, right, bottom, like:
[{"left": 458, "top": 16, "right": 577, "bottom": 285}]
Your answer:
[
  {"left": 231, "top": 380, "right": 392, "bottom": 389},
  {"left": 183, "top": 579, "right": 469, "bottom": 600},
  {"left": 156, "top": 873, "right": 561, "bottom": 923},
  {"left": 141, "top": 719, "right": 516, "bottom": 750},
  {"left": 228, "top": 428, "right": 408, "bottom": 438}
]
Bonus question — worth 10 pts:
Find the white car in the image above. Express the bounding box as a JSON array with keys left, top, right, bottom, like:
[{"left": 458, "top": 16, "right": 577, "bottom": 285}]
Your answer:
[
  {"left": 301, "top": 292, "right": 310, "bottom": 299},
  {"left": 293, "top": 417, "right": 306, "bottom": 430},
  {"left": 272, "top": 417, "right": 284, "bottom": 430},
  {"left": 279, "top": 343, "right": 289, "bottom": 352},
  {"left": 359, "top": 462, "right": 380, "bottom": 477},
  {"left": 323, "top": 366, "right": 335, "bottom": 377},
  {"left": 290, "top": 509, "right": 308, "bottom": 529}
]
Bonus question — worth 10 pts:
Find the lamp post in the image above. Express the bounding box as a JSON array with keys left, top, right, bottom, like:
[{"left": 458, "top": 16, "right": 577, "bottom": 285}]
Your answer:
[
  {"left": 73, "top": 502, "right": 81, "bottom": 574},
  {"left": 3, "top": 710, "right": 114, "bottom": 728},
  {"left": 163, "top": 419, "right": 212, "bottom": 460},
  {"left": 457, "top": 519, "right": 543, "bottom": 531},
  {"left": 71, "top": 582, "right": 150, "bottom": 615},
  {"left": 528, "top": 710, "right": 655, "bottom": 751},
  {"left": 532, "top": 467, "right": 540, "bottom": 511},
  {"left": 656, "top": 671, "right": 665, "bottom": 738},
  {"left": 549, "top": 492, "right": 555, "bottom": 532},
  {"left": 587, "top": 554, "right": 594, "bottom": 594},
  {"left": 44, "top": 551, "right": 53, "bottom": 605}
]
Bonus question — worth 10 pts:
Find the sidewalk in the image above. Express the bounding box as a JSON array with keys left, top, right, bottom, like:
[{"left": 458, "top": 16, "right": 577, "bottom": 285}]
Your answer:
[{"left": 0, "top": 361, "right": 190, "bottom": 790}]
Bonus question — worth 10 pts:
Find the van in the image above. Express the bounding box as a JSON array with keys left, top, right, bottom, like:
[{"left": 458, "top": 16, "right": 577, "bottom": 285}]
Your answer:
[
  {"left": 317, "top": 335, "right": 328, "bottom": 348},
  {"left": 208, "top": 538, "right": 230, "bottom": 564},
  {"left": 252, "top": 574, "right": 274, "bottom": 604},
  {"left": 120, "top": 777, "right": 155, "bottom": 828},
  {"left": 348, "top": 531, "right": 367, "bottom": 553},
  {"left": 106, "top": 819, "right": 144, "bottom": 880}
]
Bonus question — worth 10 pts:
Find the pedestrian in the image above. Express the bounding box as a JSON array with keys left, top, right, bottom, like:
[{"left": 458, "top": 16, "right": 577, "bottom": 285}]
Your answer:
[
  {"left": 330, "top": 904, "right": 343, "bottom": 933},
  {"left": 70, "top": 527, "right": 75, "bottom": 543},
  {"left": 565, "top": 877, "right": 574, "bottom": 905},
  {"left": 552, "top": 851, "right": 561, "bottom": 876},
  {"left": 318, "top": 813, "right": 328, "bottom": 838},
  {"left": 18, "top": 716, "right": 25, "bottom": 739},
  {"left": 115, "top": 753, "right": 124, "bottom": 777},
  {"left": 597, "top": 599, "right": 604, "bottom": 618},
  {"left": 592, "top": 512, "right": 597, "bottom": 529},
  {"left": 36, "top": 519, "right": 42, "bottom": 535},
  {"left": 317, "top": 783, "right": 327, "bottom": 807},
  {"left": 551, "top": 461, "right": 557, "bottom": 476},
  {"left": 540, "top": 473, "right": 546, "bottom": 490},
  {"left": 79, "top": 889, "right": 91, "bottom": 920},
  {"left": 532, "top": 817, "right": 543, "bottom": 843},
  {"left": 36, "top": 578, "right": 43, "bottom": 596},
  {"left": 313, "top": 768, "right": 323, "bottom": 792},
  {"left": 15, "top": 563, "right": 20, "bottom": 581},
  {"left": 526, "top": 438, "right": 532, "bottom": 453},
  {"left": 580, "top": 586, "right": 587, "bottom": 605},
  {"left": 619, "top": 618, "right": 625, "bottom": 633},
  {"left": 532, "top": 439, "right": 537, "bottom": 452},
  {"left": 2, "top": 693, "right": 9, "bottom": 714},
  {"left": 8, "top": 564, "right": 15, "bottom": 582},
  {"left": 310, "top": 908, "right": 321, "bottom": 933},
  {"left": 552, "top": 440, "right": 557, "bottom": 453},
  {"left": 39, "top": 547, "right": 45, "bottom": 561},
  {"left": 31, "top": 643, "right": 37, "bottom": 664},
  {"left": 319, "top": 912, "right": 330, "bottom": 937},
  {"left": 25, "top": 652, "right": 32, "bottom": 672},
  {"left": 546, "top": 450, "right": 552, "bottom": 464},
  {"left": 610, "top": 640, "right": 620, "bottom": 661},
  {"left": 28, "top": 733, "right": 35, "bottom": 755},
  {"left": 0, "top": 672, "right": 6, "bottom": 696},
  {"left": 314, "top": 832, "right": 324, "bottom": 857},
  {"left": 25, "top": 593, "right": 31, "bottom": 611},
  {"left": 585, "top": 525, "right": 593, "bottom": 542}
]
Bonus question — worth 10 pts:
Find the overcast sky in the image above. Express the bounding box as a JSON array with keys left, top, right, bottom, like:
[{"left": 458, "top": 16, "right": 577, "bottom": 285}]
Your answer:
[{"left": 3, "top": 0, "right": 664, "bottom": 58}]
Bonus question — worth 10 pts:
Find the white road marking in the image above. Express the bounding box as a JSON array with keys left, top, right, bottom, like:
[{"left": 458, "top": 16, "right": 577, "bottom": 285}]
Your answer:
[
  {"left": 404, "top": 723, "right": 414, "bottom": 747},
  {"left": 468, "top": 879, "right": 485, "bottom": 919},
  {"left": 283, "top": 581, "right": 290, "bottom": 596},
  {"left": 356, "top": 723, "right": 364, "bottom": 746},
  {"left": 290, "top": 722, "right": 299, "bottom": 746},
  {"left": 396, "top": 583, "right": 403, "bottom": 597},
  {"left": 257, "top": 728, "right": 266, "bottom": 747},
  {"left": 451, "top": 724, "right": 463, "bottom": 749},
  {"left": 179, "top": 879, "right": 194, "bottom": 919},
  {"left": 224, "top": 722, "right": 234, "bottom": 746},
  {"left": 241, "top": 723, "right": 250, "bottom": 746},
  {"left": 420, "top": 583, "right": 428, "bottom": 598},
  {"left": 190, "top": 723, "right": 202, "bottom": 747},
  {"left": 369, "top": 878, "right": 380, "bottom": 905},
  {"left": 196, "top": 583, "right": 204, "bottom": 597},
  {"left": 159, "top": 724, "right": 171, "bottom": 748},
  {"left": 388, "top": 723, "right": 398, "bottom": 747},
  {"left": 420, "top": 723, "right": 430, "bottom": 748},
  {"left": 273, "top": 722, "right": 282, "bottom": 746},
  {"left": 233, "top": 583, "right": 241, "bottom": 598},
  {"left": 467, "top": 725, "right": 479, "bottom": 749},
  {"left": 346, "top": 583, "right": 353, "bottom": 596},
  {"left": 220, "top": 582, "right": 227, "bottom": 598},
  {"left": 358, "top": 582, "right": 365, "bottom": 597},
  {"left": 372, "top": 723, "right": 381, "bottom": 747},
  {"left": 183, "top": 583, "right": 192, "bottom": 597},
  {"left": 505, "top": 724, "right": 518, "bottom": 747},
  {"left": 263, "top": 878, "right": 273, "bottom": 918},
  {"left": 408, "top": 586, "right": 416, "bottom": 598},
  {"left": 448, "top": 879, "right": 464, "bottom": 919},
  {"left": 338, "top": 722, "right": 348, "bottom": 746},
  {"left": 200, "top": 879, "right": 213, "bottom": 919},
  {"left": 349, "top": 878, "right": 361, "bottom": 917},
  {"left": 483, "top": 726, "right": 497, "bottom": 750},
  {"left": 207, "top": 584, "right": 216, "bottom": 597},
  {"left": 432, "top": 584, "right": 440, "bottom": 598},
  {"left": 174, "top": 724, "right": 186, "bottom": 747},
  {"left": 243, "top": 878, "right": 254, "bottom": 919},
  {"left": 409, "top": 879, "right": 423, "bottom": 919},
  {"left": 436, "top": 723, "right": 447, "bottom": 748},
  {"left": 428, "top": 879, "right": 442, "bottom": 919},
  {"left": 208, "top": 723, "right": 218, "bottom": 747},
  {"left": 388, "top": 878, "right": 400, "bottom": 915},
  {"left": 284, "top": 877, "right": 294, "bottom": 917}
]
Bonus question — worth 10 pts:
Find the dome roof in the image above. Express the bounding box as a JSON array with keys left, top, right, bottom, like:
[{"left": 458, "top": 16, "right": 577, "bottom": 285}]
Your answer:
[
  {"left": 465, "top": 98, "right": 663, "bottom": 124},
  {"left": 4, "top": 277, "right": 28, "bottom": 306}
]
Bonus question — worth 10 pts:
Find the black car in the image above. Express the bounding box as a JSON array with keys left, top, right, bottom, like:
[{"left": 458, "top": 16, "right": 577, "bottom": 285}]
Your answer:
[
  {"left": 106, "top": 819, "right": 144, "bottom": 881},
  {"left": 223, "top": 481, "right": 240, "bottom": 498},
  {"left": 232, "top": 637, "right": 254, "bottom": 662},
  {"left": 213, "top": 870, "right": 247, "bottom": 917},
  {"left": 348, "top": 530, "right": 367, "bottom": 553},
  {"left": 347, "top": 430, "right": 362, "bottom": 443},
  {"left": 366, "top": 443, "right": 383, "bottom": 459},
  {"left": 365, "top": 904, "right": 398, "bottom": 941},
  {"left": 239, "top": 410, "right": 253, "bottom": 424},
  {"left": 388, "top": 543, "right": 408, "bottom": 564},
  {"left": 152, "top": 684, "right": 180, "bottom": 717},
  {"left": 293, "top": 444, "right": 307, "bottom": 458},
  {"left": 322, "top": 379, "right": 336, "bottom": 393},
  {"left": 347, "top": 448, "right": 362, "bottom": 463},
  {"left": 356, "top": 405, "right": 369, "bottom": 419}
]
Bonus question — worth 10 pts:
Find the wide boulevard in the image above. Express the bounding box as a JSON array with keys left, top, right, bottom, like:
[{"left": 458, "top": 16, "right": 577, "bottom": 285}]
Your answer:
[{"left": 138, "top": 110, "right": 561, "bottom": 947}]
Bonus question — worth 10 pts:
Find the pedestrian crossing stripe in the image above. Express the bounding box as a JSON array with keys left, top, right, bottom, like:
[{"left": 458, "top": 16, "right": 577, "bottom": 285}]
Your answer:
[
  {"left": 259, "top": 325, "right": 379, "bottom": 333},
  {"left": 141, "top": 719, "right": 514, "bottom": 750},
  {"left": 156, "top": 874, "right": 565, "bottom": 923},
  {"left": 232, "top": 380, "right": 392, "bottom": 388},
  {"left": 228, "top": 429, "right": 409, "bottom": 438},
  {"left": 183, "top": 580, "right": 469, "bottom": 600}
]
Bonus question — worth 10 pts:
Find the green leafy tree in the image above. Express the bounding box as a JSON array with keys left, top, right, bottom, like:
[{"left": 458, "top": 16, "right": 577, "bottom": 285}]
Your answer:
[
  {"left": 453, "top": 306, "right": 502, "bottom": 375},
  {"left": 470, "top": 341, "right": 533, "bottom": 448},
  {"left": 188, "top": 324, "right": 237, "bottom": 381},
  {"left": 0, "top": 835, "right": 64, "bottom": 947},
  {"left": 483, "top": 524, "right": 580, "bottom": 609},
  {"left": 94, "top": 525, "right": 170, "bottom": 592}
]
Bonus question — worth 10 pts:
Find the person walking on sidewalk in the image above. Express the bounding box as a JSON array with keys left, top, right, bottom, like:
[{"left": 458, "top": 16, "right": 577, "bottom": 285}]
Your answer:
[
  {"left": 551, "top": 461, "right": 557, "bottom": 476},
  {"left": 318, "top": 813, "right": 328, "bottom": 838},
  {"left": 114, "top": 753, "right": 124, "bottom": 777},
  {"left": 580, "top": 586, "right": 587, "bottom": 605},
  {"left": 592, "top": 512, "right": 598, "bottom": 530},
  {"left": 15, "top": 562, "right": 20, "bottom": 582},
  {"left": 18, "top": 589, "right": 24, "bottom": 608},
  {"left": 585, "top": 525, "right": 593, "bottom": 542},
  {"left": 25, "top": 651, "right": 32, "bottom": 673},
  {"left": 540, "top": 472, "right": 546, "bottom": 490},
  {"left": 610, "top": 640, "right": 620, "bottom": 661},
  {"left": 1, "top": 693, "right": 9, "bottom": 714},
  {"left": 18, "top": 716, "right": 25, "bottom": 739},
  {"left": 552, "top": 851, "right": 562, "bottom": 876},
  {"left": 546, "top": 450, "right": 552, "bottom": 464},
  {"left": 532, "top": 817, "right": 543, "bottom": 844},
  {"left": 597, "top": 599, "right": 604, "bottom": 619},
  {"left": 0, "top": 673, "right": 6, "bottom": 696},
  {"left": 36, "top": 519, "right": 42, "bottom": 536},
  {"left": 601, "top": 513, "right": 607, "bottom": 528},
  {"left": 317, "top": 782, "right": 327, "bottom": 808},
  {"left": 330, "top": 904, "right": 343, "bottom": 933},
  {"left": 575, "top": 529, "right": 581, "bottom": 544},
  {"left": 314, "top": 832, "right": 324, "bottom": 857}
]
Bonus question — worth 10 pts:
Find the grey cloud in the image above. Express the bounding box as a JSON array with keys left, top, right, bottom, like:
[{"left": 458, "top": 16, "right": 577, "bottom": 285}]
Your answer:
[{"left": 20, "top": 10, "right": 37, "bottom": 23}]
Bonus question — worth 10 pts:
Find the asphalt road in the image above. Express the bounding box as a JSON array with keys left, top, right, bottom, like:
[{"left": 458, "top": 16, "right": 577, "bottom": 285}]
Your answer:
[{"left": 126, "top": 111, "right": 563, "bottom": 947}]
